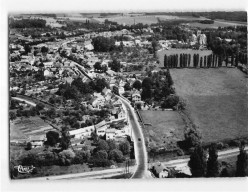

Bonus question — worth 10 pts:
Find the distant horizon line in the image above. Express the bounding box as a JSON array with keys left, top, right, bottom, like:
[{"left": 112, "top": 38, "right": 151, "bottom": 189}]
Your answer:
[{"left": 9, "top": 10, "right": 247, "bottom": 15}]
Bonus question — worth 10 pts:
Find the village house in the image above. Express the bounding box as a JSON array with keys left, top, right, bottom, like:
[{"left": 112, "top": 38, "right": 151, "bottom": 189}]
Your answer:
[
  {"left": 69, "top": 125, "right": 95, "bottom": 139},
  {"left": 152, "top": 162, "right": 170, "bottom": 178},
  {"left": 132, "top": 92, "right": 141, "bottom": 103},
  {"left": 105, "top": 128, "right": 116, "bottom": 140},
  {"left": 95, "top": 120, "right": 108, "bottom": 137}
]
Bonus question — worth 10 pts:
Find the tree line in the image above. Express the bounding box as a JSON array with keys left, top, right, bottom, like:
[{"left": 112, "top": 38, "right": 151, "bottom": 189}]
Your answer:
[
  {"left": 164, "top": 53, "right": 247, "bottom": 69},
  {"left": 188, "top": 142, "right": 248, "bottom": 177}
]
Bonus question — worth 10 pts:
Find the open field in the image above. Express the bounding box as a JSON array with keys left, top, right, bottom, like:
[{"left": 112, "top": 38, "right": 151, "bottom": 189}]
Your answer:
[
  {"left": 95, "top": 15, "right": 159, "bottom": 25},
  {"left": 170, "top": 68, "right": 248, "bottom": 143},
  {"left": 10, "top": 116, "right": 55, "bottom": 142},
  {"left": 139, "top": 110, "right": 185, "bottom": 149},
  {"left": 186, "top": 20, "right": 247, "bottom": 29},
  {"left": 157, "top": 49, "right": 213, "bottom": 67}
]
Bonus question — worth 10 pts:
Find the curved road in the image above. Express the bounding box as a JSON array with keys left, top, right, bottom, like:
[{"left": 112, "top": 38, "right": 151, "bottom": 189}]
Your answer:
[{"left": 119, "top": 96, "right": 152, "bottom": 179}]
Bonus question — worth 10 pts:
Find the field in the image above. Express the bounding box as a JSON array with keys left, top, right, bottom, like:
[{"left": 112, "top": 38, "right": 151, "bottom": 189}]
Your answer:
[
  {"left": 157, "top": 49, "right": 213, "bottom": 67},
  {"left": 139, "top": 110, "right": 185, "bottom": 150},
  {"left": 170, "top": 68, "right": 248, "bottom": 143},
  {"left": 186, "top": 20, "right": 247, "bottom": 29},
  {"left": 95, "top": 15, "right": 159, "bottom": 25},
  {"left": 10, "top": 116, "right": 55, "bottom": 142}
]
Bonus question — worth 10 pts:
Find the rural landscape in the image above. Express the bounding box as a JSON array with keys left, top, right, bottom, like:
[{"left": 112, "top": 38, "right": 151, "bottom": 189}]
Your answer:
[{"left": 8, "top": 10, "right": 248, "bottom": 180}]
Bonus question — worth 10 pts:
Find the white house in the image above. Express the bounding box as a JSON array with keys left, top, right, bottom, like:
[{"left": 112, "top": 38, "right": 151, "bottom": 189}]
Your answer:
[
  {"left": 106, "top": 128, "right": 116, "bottom": 140},
  {"left": 69, "top": 125, "right": 95, "bottom": 139},
  {"left": 132, "top": 92, "right": 141, "bottom": 103},
  {"left": 95, "top": 120, "right": 108, "bottom": 137}
]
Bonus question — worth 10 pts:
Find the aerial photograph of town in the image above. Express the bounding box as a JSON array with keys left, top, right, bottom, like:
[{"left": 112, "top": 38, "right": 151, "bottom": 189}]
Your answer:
[{"left": 7, "top": 3, "right": 248, "bottom": 182}]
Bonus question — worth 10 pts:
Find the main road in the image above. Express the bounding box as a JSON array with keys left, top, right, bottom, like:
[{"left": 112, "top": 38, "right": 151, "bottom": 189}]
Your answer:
[{"left": 118, "top": 96, "right": 152, "bottom": 179}]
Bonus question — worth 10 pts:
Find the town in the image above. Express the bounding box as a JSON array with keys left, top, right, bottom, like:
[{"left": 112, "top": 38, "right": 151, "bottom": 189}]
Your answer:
[{"left": 9, "top": 11, "right": 248, "bottom": 179}]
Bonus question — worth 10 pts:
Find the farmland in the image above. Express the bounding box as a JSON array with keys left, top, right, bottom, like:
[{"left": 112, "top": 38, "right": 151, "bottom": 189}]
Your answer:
[
  {"left": 95, "top": 15, "right": 159, "bottom": 25},
  {"left": 185, "top": 20, "right": 247, "bottom": 29},
  {"left": 139, "top": 110, "right": 185, "bottom": 150},
  {"left": 157, "top": 49, "right": 213, "bottom": 67},
  {"left": 10, "top": 116, "right": 56, "bottom": 142},
  {"left": 170, "top": 68, "right": 248, "bottom": 143}
]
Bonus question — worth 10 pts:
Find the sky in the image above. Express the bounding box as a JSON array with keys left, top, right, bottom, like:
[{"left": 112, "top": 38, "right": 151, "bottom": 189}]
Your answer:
[{"left": 2, "top": 0, "right": 248, "bottom": 13}]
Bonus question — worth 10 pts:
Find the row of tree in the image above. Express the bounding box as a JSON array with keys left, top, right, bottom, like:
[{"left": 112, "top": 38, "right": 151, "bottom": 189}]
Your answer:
[
  {"left": 164, "top": 53, "right": 245, "bottom": 69},
  {"left": 188, "top": 142, "right": 247, "bottom": 177}
]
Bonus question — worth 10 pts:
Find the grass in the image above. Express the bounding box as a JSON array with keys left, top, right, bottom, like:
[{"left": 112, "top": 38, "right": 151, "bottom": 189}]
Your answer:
[
  {"left": 157, "top": 49, "right": 213, "bottom": 67},
  {"left": 139, "top": 110, "right": 185, "bottom": 150},
  {"left": 187, "top": 20, "right": 247, "bottom": 29},
  {"left": 170, "top": 68, "right": 248, "bottom": 143},
  {"left": 95, "top": 15, "right": 159, "bottom": 25},
  {"left": 10, "top": 116, "right": 55, "bottom": 141}
]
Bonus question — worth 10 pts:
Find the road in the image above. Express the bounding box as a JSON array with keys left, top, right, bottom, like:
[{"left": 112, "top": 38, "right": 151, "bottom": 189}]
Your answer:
[
  {"left": 12, "top": 97, "right": 36, "bottom": 107},
  {"left": 25, "top": 166, "right": 136, "bottom": 181},
  {"left": 118, "top": 96, "right": 152, "bottom": 179},
  {"left": 160, "top": 147, "right": 248, "bottom": 175}
]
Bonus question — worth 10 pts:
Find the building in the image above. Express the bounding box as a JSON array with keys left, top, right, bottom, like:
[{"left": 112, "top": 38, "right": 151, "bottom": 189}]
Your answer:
[
  {"left": 152, "top": 162, "right": 169, "bottom": 178},
  {"left": 69, "top": 125, "right": 95, "bottom": 139},
  {"left": 106, "top": 128, "right": 116, "bottom": 140},
  {"left": 132, "top": 92, "right": 141, "bottom": 103},
  {"left": 95, "top": 120, "right": 108, "bottom": 137}
]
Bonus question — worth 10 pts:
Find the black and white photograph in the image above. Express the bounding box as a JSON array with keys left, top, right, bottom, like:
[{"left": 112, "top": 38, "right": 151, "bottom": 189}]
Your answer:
[{"left": 1, "top": 0, "right": 248, "bottom": 192}]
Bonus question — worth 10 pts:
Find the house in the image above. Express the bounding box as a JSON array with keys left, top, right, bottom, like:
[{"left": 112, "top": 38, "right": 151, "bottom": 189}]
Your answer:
[
  {"left": 106, "top": 128, "right": 116, "bottom": 140},
  {"left": 44, "top": 69, "right": 53, "bottom": 77},
  {"left": 84, "top": 43, "right": 94, "bottom": 51},
  {"left": 102, "top": 87, "right": 112, "bottom": 96},
  {"left": 90, "top": 96, "right": 105, "bottom": 109},
  {"left": 28, "top": 134, "right": 46, "bottom": 148},
  {"left": 117, "top": 108, "right": 126, "bottom": 119},
  {"left": 106, "top": 69, "right": 117, "bottom": 77},
  {"left": 152, "top": 162, "right": 169, "bottom": 178},
  {"left": 69, "top": 125, "right": 95, "bottom": 139},
  {"left": 95, "top": 120, "right": 107, "bottom": 137},
  {"left": 132, "top": 92, "right": 141, "bottom": 103},
  {"left": 43, "top": 61, "right": 54, "bottom": 68}
]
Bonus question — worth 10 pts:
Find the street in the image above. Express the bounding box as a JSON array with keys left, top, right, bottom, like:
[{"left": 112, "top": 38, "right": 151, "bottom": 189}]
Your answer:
[{"left": 119, "top": 96, "right": 152, "bottom": 179}]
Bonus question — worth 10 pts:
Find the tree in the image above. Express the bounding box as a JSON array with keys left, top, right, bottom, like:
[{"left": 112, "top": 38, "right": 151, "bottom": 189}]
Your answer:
[
  {"left": 141, "top": 87, "right": 152, "bottom": 100},
  {"left": 164, "top": 55, "right": 168, "bottom": 68},
  {"left": 9, "top": 111, "right": 16, "bottom": 121},
  {"left": 188, "top": 145, "right": 207, "bottom": 177},
  {"left": 60, "top": 127, "right": 71, "bottom": 150},
  {"left": 142, "top": 77, "right": 152, "bottom": 89},
  {"left": 200, "top": 57, "right": 203, "bottom": 68},
  {"left": 108, "top": 59, "right": 121, "bottom": 72},
  {"left": 109, "top": 149, "right": 124, "bottom": 163},
  {"left": 46, "top": 108, "right": 56, "bottom": 119},
  {"left": 41, "top": 46, "right": 48, "bottom": 54},
  {"left": 132, "top": 80, "right": 142, "bottom": 90},
  {"left": 36, "top": 103, "right": 45, "bottom": 111},
  {"left": 26, "top": 142, "right": 32, "bottom": 150},
  {"left": 236, "top": 142, "right": 248, "bottom": 177},
  {"left": 46, "top": 131, "right": 60, "bottom": 147},
  {"left": 124, "top": 82, "right": 131, "bottom": 91},
  {"left": 95, "top": 150, "right": 108, "bottom": 159},
  {"left": 107, "top": 139, "right": 118, "bottom": 151},
  {"left": 73, "top": 150, "right": 91, "bottom": 164},
  {"left": 119, "top": 141, "right": 130, "bottom": 155},
  {"left": 92, "top": 36, "right": 115, "bottom": 52},
  {"left": 94, "top": 62, "right": 102, "bottom": 71},
  {"left": 166, "top": 70, "right": 173, "bottom": 87},
  {"left": 97, "top": 139, "right": 109, "bottom": 152},
  {"left": 59, "top": 149, "right": 75, "bottom": 166},
  {"left": 206, "top": 143, "right": 220, "bottom": 177},
  {"left": 151, "top": 40, "right": 158, "bottom": 57}
]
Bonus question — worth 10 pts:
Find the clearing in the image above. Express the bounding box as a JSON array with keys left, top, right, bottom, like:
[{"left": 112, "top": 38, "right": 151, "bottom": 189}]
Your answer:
[
  {"left": 170, "top": 68, "right": 248, "bottom": 143},
  {"left": 139, "top": 110, "right": 185, "bottom": 150}
]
